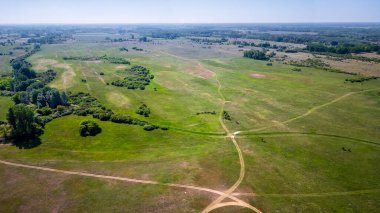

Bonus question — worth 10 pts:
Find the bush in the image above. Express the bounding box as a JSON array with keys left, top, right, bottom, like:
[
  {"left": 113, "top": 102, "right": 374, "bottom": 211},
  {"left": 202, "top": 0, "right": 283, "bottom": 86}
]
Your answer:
[
  {"left": 136, "top": 103, "right": 150, "bottom": 117},
  {"left": 266, "top": 63, "right": 273, "bottom": 66},
  {"left": 223, "top": 110, "right": 232, "bottom": 121},
  {"left": 99, "top": 72, "right": 104, "bottom": 75},
  {"left": 143, "top": 124, "right": 156, "bottom": 131},
  {"left": 36, "top": 107, "right": 52, "bottom": 115},
  {"left": 79, "top": 120, "right": 101, "bottom": 137}
]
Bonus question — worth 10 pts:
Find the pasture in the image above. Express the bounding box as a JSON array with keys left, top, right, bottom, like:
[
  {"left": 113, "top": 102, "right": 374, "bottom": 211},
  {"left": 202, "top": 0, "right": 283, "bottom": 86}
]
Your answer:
[{"left": 0, "top": 32, "right": 379, "bottom": 212}]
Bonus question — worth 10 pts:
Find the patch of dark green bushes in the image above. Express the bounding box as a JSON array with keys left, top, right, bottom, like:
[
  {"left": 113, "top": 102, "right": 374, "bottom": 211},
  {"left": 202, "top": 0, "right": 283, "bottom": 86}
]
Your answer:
[{"left": 111, "top": 65, "right": 154, "bottom": 90}]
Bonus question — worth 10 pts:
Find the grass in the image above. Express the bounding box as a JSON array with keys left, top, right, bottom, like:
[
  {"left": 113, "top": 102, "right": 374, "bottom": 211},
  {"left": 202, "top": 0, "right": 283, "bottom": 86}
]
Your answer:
[
  {"left": 239, "top": 134, "right": 380, "bottom": 212},
  {"left": 0, "top": 96, "right": 13, "bottom": 122},
  {"left": 0, "top": 35, "right": 379, "bottom": 212}
]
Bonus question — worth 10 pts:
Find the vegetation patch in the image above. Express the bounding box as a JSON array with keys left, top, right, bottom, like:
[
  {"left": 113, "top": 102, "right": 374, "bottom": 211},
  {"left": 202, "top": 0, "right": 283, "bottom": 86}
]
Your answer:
[
  {"left": 243, "top": 49, "right": 269, "bottom": 60},
  {"left": 136, "top": 103, "right": 151, "bottom": 117},
  {"left": 63, "top": 55, "right": 130, "bottom": 64},
  {"left": 196, "top": 111, "right": 216, "bottom": 115},
  {"left": 69, "top": 92, "right": 162, "bottom": 131},
  {"left": 345, "top": 76, "right": 379, "bottom": 83},
  {"left": 223, "top": 110, "right": 232, "bottom": 121},
  {"left": 79, "top": 120, "right": 101, "bottom": 136},
  {"left": 289, "top": 58, "right": 356, "bottom": 75},
  {"left": 111, "top": 65, "right": 154, "bottom": 90}
]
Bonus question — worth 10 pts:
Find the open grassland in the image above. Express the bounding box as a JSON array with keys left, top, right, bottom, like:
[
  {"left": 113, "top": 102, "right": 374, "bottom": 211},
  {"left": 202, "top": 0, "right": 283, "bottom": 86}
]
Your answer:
[{"left": 1, "top": 34, "right": 380, "bottom": 212}]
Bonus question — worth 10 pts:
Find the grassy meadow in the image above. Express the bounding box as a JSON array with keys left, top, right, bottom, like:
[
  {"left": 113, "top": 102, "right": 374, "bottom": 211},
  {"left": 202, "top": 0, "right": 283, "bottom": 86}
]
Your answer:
[{"left": 1, "top": 33, "right": 379, "bottom": 212}]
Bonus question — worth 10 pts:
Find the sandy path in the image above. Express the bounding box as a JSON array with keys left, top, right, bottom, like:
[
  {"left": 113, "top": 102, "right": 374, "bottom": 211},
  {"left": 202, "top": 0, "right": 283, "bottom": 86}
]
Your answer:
[
  {"left": 240, "top": 87, "right": 380, "bottom": 134},
  {"left": 0, "top": 160, "right": 258, "bottom": 211},
  {"left": 233, "top": 188, "right": 380, "bottom": 198},
  {"left": 201, "top": 64, "right": 260, "bottom": 213}
]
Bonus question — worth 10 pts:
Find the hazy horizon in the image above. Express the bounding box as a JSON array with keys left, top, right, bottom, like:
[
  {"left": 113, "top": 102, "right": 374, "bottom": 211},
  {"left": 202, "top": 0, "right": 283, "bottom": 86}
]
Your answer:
[{"left": 1, "top": 0, "right": 380, "bottom": 24}]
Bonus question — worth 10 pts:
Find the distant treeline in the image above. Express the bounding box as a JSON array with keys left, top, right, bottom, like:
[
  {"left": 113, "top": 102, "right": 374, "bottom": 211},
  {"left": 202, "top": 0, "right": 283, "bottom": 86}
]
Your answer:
[
  {"left": 190, "top": 38, "right": 228, "bottom": 44},
  {"left": 306, "top": 42, "right": 380, "bottom": 54}
]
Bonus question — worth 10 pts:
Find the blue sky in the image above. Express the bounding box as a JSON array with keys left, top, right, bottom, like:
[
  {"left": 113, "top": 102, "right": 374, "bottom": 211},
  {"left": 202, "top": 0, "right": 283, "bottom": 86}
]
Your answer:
[{"left": 1, "top": 0, "right": 380, "bottom": 24}]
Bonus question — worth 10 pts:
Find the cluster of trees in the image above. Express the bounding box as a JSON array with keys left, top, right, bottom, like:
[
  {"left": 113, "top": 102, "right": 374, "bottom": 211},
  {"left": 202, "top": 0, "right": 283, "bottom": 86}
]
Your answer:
[
  {"left": 8, "top": 55, "right": 67, "bottom": 109},
  {"left": 7, "top": 104, "right": 43, "bottom": 139},
  {"left": 190, "top": 38, "right": 228, "bottom": 44},
  {"left": 139, "top": 37, "right": 148, "bottom": 42},
  {"left": 13, "top": 87, "right": 68, "bottom": 108},
  {"left": 112, "top": 65, "right": 154, "bottom": 90},
  {"left": 136, "top": 103, "right": 151, "bottom": 117},
  {"left": 0, "top": 43, "right": 73, "bottom": 142},
  {"left": 345, "top": 76, "right": 378, "bottom": 83},
  {"left": 63, "top": 55, "right": 130, "bottom": 64},
  {"left": 69, "top": 92, "right": 164, "bottom": 131},
  {"left": 105, "top": 37, "right": 127, "bottom": 42},
  {"left": 151, "top": 32, "right": 179, "bottom": 40},
  {"left": 0, "top": 51, "right": 13, "bottom": 56},
  {"left": 243, "top": 49, "right": 269, "bottom": 60},
  {"left": 79, "top": 120, "right": 101, "bottom": 137},
  {"left": 306, "top": 42, "right": 380, "bottom": 54},
  {"left": 119, "top": 47, "right": 128, "bottom": 52}
]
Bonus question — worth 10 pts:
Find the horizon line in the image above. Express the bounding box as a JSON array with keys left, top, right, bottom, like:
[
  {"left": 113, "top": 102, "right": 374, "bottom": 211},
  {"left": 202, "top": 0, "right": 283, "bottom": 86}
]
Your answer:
[{"left": 1, "top": 21, "right": 380, "bottom": 26}]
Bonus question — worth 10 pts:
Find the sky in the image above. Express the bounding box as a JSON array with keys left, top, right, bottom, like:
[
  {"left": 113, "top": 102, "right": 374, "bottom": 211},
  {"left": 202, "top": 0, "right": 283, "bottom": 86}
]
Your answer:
[{"left": 1, "top": 0, "right": 380, "bottom": 24}]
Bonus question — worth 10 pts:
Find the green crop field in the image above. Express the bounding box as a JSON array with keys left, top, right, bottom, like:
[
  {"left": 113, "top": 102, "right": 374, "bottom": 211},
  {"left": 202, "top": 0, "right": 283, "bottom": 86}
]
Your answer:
[{"left": 1, "top": 24, "right": 380, "bottom": 213}]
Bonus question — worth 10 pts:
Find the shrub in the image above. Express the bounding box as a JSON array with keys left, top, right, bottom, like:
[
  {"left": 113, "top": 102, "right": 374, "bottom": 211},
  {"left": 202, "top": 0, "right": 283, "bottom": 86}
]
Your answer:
[
  {"left": 99, "top": 72, "right": 104, "bottom": 75},
  {"left": 143, "top": 124, "right": 156, "bottom": 131},
  {"left": 36, "top": 107, "right": 52, "bottom": 115},
  {"left": 266, "top": 63, "right": 273, "bottom": 66},
  {"left": 136, "top": 103, "right": 150, "bottom": 117},
  {"left": 79, "top": 120, "right": 101, "bottom": 137},
  {"left": 223, "top": 110, "right": 232, "bottom": 121}
]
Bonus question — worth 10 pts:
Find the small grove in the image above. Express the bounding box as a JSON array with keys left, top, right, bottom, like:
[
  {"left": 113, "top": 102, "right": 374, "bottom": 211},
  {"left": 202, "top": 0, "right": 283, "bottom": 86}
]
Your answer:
[{"left": 111, "top": 65, "right": 154, "bottom": 90}]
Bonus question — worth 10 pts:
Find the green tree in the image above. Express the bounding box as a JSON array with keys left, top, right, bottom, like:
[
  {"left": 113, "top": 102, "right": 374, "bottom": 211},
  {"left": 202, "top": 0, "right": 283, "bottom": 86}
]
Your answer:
[{"left": 7, "top": 104, "right": 40, "bottom": 139}]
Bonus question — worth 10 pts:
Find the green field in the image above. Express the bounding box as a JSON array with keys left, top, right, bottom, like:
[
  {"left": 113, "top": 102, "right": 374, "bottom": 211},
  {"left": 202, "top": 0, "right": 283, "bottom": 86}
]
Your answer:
[{"left": 1, "top": 33, "right": 379, "bottom": 212}]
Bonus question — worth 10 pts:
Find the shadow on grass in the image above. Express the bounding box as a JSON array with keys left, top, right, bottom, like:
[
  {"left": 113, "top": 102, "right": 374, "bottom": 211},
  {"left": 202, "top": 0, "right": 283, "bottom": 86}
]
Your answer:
[{"left": 12, "top": 138, "right": 41, "bottom": 149}]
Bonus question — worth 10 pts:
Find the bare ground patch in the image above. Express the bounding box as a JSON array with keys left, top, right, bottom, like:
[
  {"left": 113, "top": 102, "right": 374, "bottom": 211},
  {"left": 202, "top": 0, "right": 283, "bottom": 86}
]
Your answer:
[
  {"left": 186, "top": 63, "right": 216, "bottom": 79},
  {"left": 115, "top": 65, "right": 128, "bottom": 69},
  {"left": 34, "top": 58, "right": 60, "bottom": 71},
  {"left": 250, "top": 73, "right": 266, "bottom": 79},
  {"left": 35, "top": 59, "right": 76, "bottom": 90},
  {"left": 50, "top": 63, "right": 76, "bottom": 91},
  {"left": 107, "top": 92, "right": 131, "bottom": 108}
]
